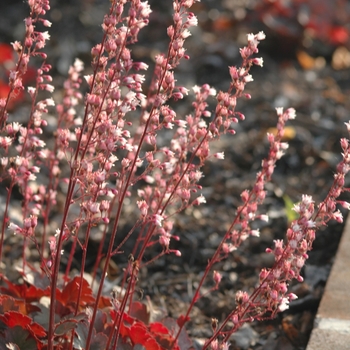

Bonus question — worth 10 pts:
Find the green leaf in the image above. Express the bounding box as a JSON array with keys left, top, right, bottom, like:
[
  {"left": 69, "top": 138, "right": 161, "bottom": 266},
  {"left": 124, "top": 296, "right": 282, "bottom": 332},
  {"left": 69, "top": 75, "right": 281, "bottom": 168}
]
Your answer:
[{"left": 282, "top": 194, "right": 298, "bottom": 223}]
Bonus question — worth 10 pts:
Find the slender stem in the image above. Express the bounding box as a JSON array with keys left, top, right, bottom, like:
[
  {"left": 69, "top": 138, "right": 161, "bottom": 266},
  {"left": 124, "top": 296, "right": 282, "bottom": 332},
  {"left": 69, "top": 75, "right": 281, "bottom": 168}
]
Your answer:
[
  {"left": 170, "top": 115, "right": 289, "bottom": 348},
  {"left": 47, "top": 11, "right": 112, "bottom": 347},
  {"left": 0, "top": 183, "right": 14, "bottom": 263}
]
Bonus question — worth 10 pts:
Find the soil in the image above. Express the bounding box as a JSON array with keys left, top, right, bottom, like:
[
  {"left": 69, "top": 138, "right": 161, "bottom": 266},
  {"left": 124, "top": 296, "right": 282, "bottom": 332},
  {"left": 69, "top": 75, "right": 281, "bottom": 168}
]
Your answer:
[{"left": 1, "top": 1, "right": 350, "bottom": 349}]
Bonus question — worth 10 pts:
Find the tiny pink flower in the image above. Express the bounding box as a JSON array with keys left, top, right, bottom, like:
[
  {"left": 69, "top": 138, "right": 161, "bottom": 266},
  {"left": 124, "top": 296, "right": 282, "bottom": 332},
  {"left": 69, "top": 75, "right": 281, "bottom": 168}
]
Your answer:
[
  {"left": 94, "top": 171, "right": 106, "bottom": 184},
  {"left": 221, "top": 342, "right": 230, "bottom": 350},
  {"left": 222, "top": 243, "right": 236, "bottom": 254},
  {"left": 186, "top": 13, "right": 198, "bottom": 27},
  {"left": 181, "top": 29, "right": 192, "bottom": 38},
  {"left": 193, "top": 194, "right": 206, "bottom": 205},
  {"left": 229, "top": 67, "right": 239, "bottom": 80},
  {"left": 235, "top": 290, "right": 249, "bottom": 304},
  {"left": 213, "top": 152, "right": 225, "bottom": 159},
  {"left": 307, "top": 220, "right": 316, "bottom": 228},
  {"left": 153, "top": 214, "right": 164, "bottom": 227},
  {"left": 338, "top": 200, "right": 350, "bottom": 210},
  {"left": 250, "top": 229, "right": 260, "bottom": 237},
  {"left": 11, "top": 41, "right": 22, "bottom": 52},
  {"left": 42, "top": 19, "right": 52, "bottom": 27},
  {"left": 210, "top": 339, "right": 219, "bottom": 350},
  {"left": 42, "top": 31, "right": 50, "bottom": 41},
  {"left": 332, "top": 210, "right": 343, "bottom": 223},
  {"left": 278, "top": 297, "right": 290, "bottom": 312},
  {"left": 247, "top": 33, "right": 255, "bottom": 42},
  {"left": 285, "top": 108, "right": 296, "bottom": 119},
  {"left": 252, "top": 57, "right": 264, "bottom": 67},
  {"left": 256, "top": 31, "right": 266, "bottom": 40},
  {"left": 243, "top": 74, "right": 254, "bottom": 83},
  {"left": 213, "top": 270, "right": 222, "bottom": 285},
  {"left": 259, "top": 214, "right": 269, "bottom": 222},
  {"left": 88, "top": 202, "right": 100, "bottom": 214},
  {"left": 137, "top": 200, "right": 149, "bottom": 217},
  {"left": 48, "top": 236, "right": 56, "bottom": 253},
  {"left": 273, "top": 239, "right": 284, "bottom": 256},
  {"left": 8, "top": 223, "right": 23, "bottom": 235},
  {"left": 288, "top": 293, "right": 298, "bottom": 301},
  {"left": 159, "top": 234, "right": 170, "bottom": 248},
  {"left": 43, "top": 84, "right": 54, "bottom": 92},
  {"left": 45, "top": 98, "right": 55, "bottom": 106},
  {"left": 275, "top": 107, "right": 284, "bottom": 116},
  {"left": 231, "top": 314, "right": 239, "bottom": 325},
  {"left": 174, "top": 250, "right": 181, "bottom": 256},
  {"left": 345, "top": 121, "right": 350, "bottom": 133},
  {"left": 180, "top": 189, "right": 191, "bottom": 200},
  {"left": 270, "top": 290, "right": 278, "bottom": 300}
]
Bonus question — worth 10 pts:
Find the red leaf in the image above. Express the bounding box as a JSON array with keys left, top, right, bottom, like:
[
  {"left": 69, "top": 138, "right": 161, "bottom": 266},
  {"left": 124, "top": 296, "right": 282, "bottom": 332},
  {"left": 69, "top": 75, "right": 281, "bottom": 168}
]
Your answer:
[
  {"left": 98, "top": 295, "right": 112, "bottom": 309},
  {"left": 0, "top": 291, "right": 38, "bottom": 316},
  {"left": 122, "top": 311, "right": 135, "bottom": 325},
  {"left": 56, "top": 276, "right": 95, "bottom": 308},
  {"left": 0, "top": 43, "right": 13, "bottom": 64},
  {"left": 28, "top": 322, "right": 47, "bottom": 338},
  {"left": 129, "top": 322, "right": 149, "bottom": 344},
  {"left": 0, "top": 295, "right": 19, "bottom": 313},
  {"left": 143, "top": 337, "right": 161, "bottom": 350},
  {"left": 27, "top": 287, "right": 50, "bottom": 302},
  {"left": 0, "top": 277, "right": 50, "bottom": 303},
  {"left": 0, "top": 311, "right": 47, "bottom": 338},
  {"left": 129, "top": 323, "right": 161, "bottom": 350},
  {"left": 0, "top": 311, "right": 32, "bottom": 328},
  {"left": 149, "top": 322, "right": 170, "bottom": 335},
  {"left": 330, "top": 26, "right": 349, "bottom": 45},
  {"left": 21, "top": 66, "right": 37, "bottom": 85},
  {"left": 119, "top": 319, "right": 131, "bottom": 339},
  {"left": 110, "top": 308, "right": 118, "bottom": 321},
  {"left": 0, "top": 81, "right": 10, "bottom": 99}
]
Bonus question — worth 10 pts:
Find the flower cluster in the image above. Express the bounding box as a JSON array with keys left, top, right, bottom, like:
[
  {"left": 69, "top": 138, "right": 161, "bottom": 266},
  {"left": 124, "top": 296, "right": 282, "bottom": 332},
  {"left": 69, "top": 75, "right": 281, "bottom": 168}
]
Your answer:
[
  {"left": 0, "top": 0, "right": 55, "bottom": 267},
  {"left": 221, "top": 107, "right": 295, "bottom": 256},
  {"left": 256, "top": 148, "right": 350, "bottom": 317},
  {"left": 0, "top": 0, "right": 51, "bottom": 125},
  {"left": 201, "top": 126, "right": 350, "bottom": 348}
]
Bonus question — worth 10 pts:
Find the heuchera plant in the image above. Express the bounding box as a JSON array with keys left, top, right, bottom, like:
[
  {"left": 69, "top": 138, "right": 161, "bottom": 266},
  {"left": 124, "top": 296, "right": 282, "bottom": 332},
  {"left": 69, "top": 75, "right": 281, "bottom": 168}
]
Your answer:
[{"left": 0, "top": 0, "right": 349, "bottom": 349}]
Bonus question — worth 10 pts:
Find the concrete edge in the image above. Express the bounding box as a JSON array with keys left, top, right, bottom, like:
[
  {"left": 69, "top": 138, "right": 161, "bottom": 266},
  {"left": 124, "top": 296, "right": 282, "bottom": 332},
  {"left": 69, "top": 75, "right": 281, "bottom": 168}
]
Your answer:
[{"left": 306, "top": 214, "right": 350, "bottom": 350}]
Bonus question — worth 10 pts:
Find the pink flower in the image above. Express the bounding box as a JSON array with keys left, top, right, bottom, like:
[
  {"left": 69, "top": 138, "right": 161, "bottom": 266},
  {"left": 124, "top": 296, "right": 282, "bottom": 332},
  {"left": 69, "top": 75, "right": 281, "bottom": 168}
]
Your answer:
[
  {"left": 213, "top": 270, "right": 222, "bottom": 286},
  {"left": 42, "top": 19, "right": 52, "bottom": 27},
  {"left": 186, "top": 13, "right": 198, "bottom": 27},
  {"left": 253, "top": 57, "right": 264, "bottom": 66},
  {"left": 8, "top": 223, "right": 23, "bottom": 235},
  {"left": 243, "top": 74, "right": 253, "bottom": 83},
  {"left": 213, "top": 152, "right": 224, "bottom": 160},
  {"left": 193, "top": 194, "right": 206, "bottom": 205},
  {"left": 278, "top": 297, "right": 290, "bottom": 312},
  {"left": 256, "top": 31, "right": 266, "bottom": 40},
  {"left": 153, "top": 214, "right": 164, "bottom": 227},
  {"left": 137, "top": 200, "right": 149, "bottom": 217}
]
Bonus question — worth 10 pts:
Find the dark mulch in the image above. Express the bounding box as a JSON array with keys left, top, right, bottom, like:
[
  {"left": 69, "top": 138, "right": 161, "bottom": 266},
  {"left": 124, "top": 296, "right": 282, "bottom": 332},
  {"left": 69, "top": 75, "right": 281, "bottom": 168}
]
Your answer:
[{"left": 1, "top": 1, "right": 350, "bottom": 349}]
